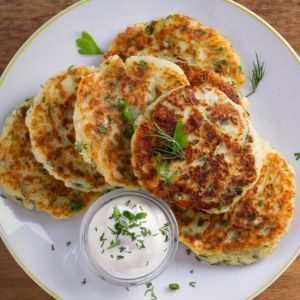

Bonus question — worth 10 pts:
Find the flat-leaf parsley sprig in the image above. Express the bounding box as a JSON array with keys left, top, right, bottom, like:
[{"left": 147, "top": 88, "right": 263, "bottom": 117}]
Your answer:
[
  {"left": 76, "top": 31, "right": 103, "bottom": 55},
  {"left": 246, "top": 53, "right": 265, "bottom": 97}
]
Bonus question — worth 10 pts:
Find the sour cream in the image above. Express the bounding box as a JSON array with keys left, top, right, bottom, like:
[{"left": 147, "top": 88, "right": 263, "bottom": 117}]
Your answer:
[{"left": 87, "top": 195, "right": 170, "bottom": 279}]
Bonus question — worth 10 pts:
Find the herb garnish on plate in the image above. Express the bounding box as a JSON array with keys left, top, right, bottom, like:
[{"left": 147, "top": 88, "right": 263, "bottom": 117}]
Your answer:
[
  {"left": 246, "top": 53, "right": 265, "bottom": 97},
  {"left": 76, "top": 31, "right": 103, "bottom": 55}
]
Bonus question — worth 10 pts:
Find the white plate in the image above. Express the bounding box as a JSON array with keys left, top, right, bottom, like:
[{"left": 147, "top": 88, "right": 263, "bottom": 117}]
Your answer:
[{"left": 0, "top": 1, "right": 299, "bottom": 299}]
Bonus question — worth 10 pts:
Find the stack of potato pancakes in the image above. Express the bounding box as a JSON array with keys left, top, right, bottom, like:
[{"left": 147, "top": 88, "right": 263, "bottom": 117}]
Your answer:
[{"left": 0, "top": 14, "right": 295, "bottom": 265}]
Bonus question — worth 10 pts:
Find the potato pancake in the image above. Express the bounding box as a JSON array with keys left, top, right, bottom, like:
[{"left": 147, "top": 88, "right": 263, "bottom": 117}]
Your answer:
[
  {"left": 25, "top": 66, "right": 109, "bottom": 192},
  {"left": 131, "top": 86, "right": 263, "bottom": 213},
  {"left": 74, "top": 55, "right": 189, "bottom": 188},
  {"left": 175, "top": 148, "right": 295, "bottom": 265},
  {"left": 105, "top": 14, "right": 245, "bottom": 88},
  {"left": 0, "top": 101, "right": 101, "bottom": 218}
]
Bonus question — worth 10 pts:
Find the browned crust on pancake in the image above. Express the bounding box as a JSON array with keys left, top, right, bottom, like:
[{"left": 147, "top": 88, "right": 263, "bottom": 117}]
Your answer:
[
  {"left": 132, "top": 86, "right": 260, "bottom": 212},
  {"left": 0, "top": 101, "right": 100, "bottom": 219},
  {"left": 175, "top": 60, "right": 242, "bottom": 106},
  {"left": 105, "top": 14, "right": 245, "bottom": 88},
  {"left": 175, "top": 150, "right": 295, "bottom": 257}
]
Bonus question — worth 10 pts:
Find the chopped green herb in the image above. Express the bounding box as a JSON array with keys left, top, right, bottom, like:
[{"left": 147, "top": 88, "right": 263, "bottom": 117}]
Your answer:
[
  {"left": 0, "top": 194, "right": 7, "bottom": 199},
  {"left": 123, "top": 107, "right": 133, "bottom": 123},
  {"left": 66, "top": 241, "right": 71, "bottom": 247},
  {"left": 186, "top": 248, "right": 192, "bottom": 255},
  {"left": 219, "top": 199, "right": 226, "bottom": 209},
  {"left": 231, "top": 186, "right": 243, "bottom": 195},
  {"left": 215, "top": 47, "right": 224, "bottom": 51},
  {"left": 146, "top": 260, "right": 149, "bottom": 266},
  {"left": 159, "top": 223, "right": 169, "bottom": 242},
  {"left": 117, "top": 97, "right": 126, "bottom": 109},
  {"left": 107, "top": 240, "right": 120, "bottom": 250},
  {"left": 95, "top": 227, "right": 98, "bottom": 232},
  {"left": 74, "top": 142, "right": 83, "bottom": 153},
  {"left": 246, "top": 53, "right": 265, "bottom": 97},
  {"left": 123, "top": 210, "right": 135, "bottom": 220},
  {"left": 196, "top": 29, "right": 206, "bottom": 36},
  {"left": 141, "top": 227, "right": 152, "bottom": 237},
  {"left": 81, "top": 278, "right": 87, "bottom": 285},
  {"left": 135, "top": 212, "right": 147, "bottom": 220},
  {"left": 99, "top": 232, "right": 107, "bottom": 247},
  {"left": 136, "top": 60, "right": 148, "bottom": 71},
  {"left": 144, "top": 282, "right": 157, "bottom": 300},
  {"left": 294, "top": 152, "right": 300, "bottom": 160},
  {"left": 76, "top": 31, "right": 103, "bottom": 55},
  {"left": 73, "top": 182, "right": 84, "bottom": 188},
  {"left": 137, "top": 239, "right": 145, "bottom": 249},
  {"left": 69, "top": 199, "right": 83, "bottom": 210},
  {"left": 189, "top": 281, "right": 196, "bottom": 288},
  {"left": 257, "top": 199, "right": 265, "bottom": 207},
  {"left": 145, "top": 22, "right": 154, "bottom": 35},
  {"left": 124, "top": 127, "right": 134, "bottom": 139},
  {"left": 197, "top": 217, "right": 205, "bottom": 227},
  {"left": 124, "top": 200, "right": 131, "bottom": 207},
  {"left": 110, "top": 205, "right": 121, "bottom": 221},
  {"left": 98, "top": 125, "right": 106, "bottom": 134},
  {"left": 51, "top": 244, "right": 55, "bottom": 251},
  {"left": 168, "top": 283, "right": 180, "bottom": 290},
  {"left": 117, "top": 255, "right": 124, "bottom": 260},
  {"left": 119, "top": 246, "right": 126, "bottom": 252},
  {"left": 207, "top": 185, "right": 213, "bottom": 193},
  {"left": 195, "top": 256, "right": 201, "bottom": 262},
  {"left": 104, "top": 94, "right": 113, "bottom": 101},
  {"left": 190, "top": 269, "right": 194, "bottom": 274}
]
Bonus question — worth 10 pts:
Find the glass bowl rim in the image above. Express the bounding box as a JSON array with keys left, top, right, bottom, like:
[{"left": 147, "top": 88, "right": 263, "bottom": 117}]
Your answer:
[{"left": 80, "top": 188, "right": 179, "bottom": 286}]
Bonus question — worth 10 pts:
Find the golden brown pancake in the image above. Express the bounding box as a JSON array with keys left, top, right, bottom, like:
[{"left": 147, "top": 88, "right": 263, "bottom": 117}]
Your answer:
[
  {"left": 132, "top": 85, "right": 263, "bottom": 213},
  {"left": 74, "top": 55, "right": 189, "bottom": 188},
  {"left": 174, "top": 148, "right": 295, "bottom": 265},
  {"left": 0, "top": 101, "right": 101, "bottom": 219},
  {"left": 25, "top": 66, "right": 110, "bottom": 192},
  {"left": 105, "top": 14, "right": 245, "bottom": 88}
]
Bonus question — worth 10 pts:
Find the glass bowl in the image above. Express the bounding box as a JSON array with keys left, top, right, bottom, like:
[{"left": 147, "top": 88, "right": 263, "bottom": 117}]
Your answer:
[{"left": 80, "top": 188, "right": 178, "bottom": 286}]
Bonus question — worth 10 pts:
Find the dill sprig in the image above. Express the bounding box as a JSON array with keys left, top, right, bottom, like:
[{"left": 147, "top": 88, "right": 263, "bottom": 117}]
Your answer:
[
  {"left": 294, "top": 152, "right": 300, "bottom": 160},
  {"left": 147, "top": 119, "right": 188, "bottom": 160},
  {"left": 246, "top": 53, "right": 265, "bottom": 97}
]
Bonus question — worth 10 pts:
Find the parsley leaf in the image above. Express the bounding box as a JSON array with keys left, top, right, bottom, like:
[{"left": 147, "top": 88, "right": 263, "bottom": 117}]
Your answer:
[
  {"left": 173, "top": 119, "right": 189, "bottom": 149},
  {"left": 76, "top": 31, "right": 103, "bottom": 55}
]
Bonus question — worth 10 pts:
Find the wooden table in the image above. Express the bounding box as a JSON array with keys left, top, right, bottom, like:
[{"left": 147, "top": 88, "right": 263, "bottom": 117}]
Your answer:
[{"left": 0, "top": 1, "right": 299, "bottom": 299}]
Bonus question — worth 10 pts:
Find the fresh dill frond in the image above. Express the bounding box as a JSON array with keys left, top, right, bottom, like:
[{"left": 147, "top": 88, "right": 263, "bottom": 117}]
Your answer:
[
  {"left": 148, "top": 119, "right": 188, "bottom": 160},
  {"left": 294, "top": 152, "right": 300, "bottom": 160},
  {"left": 246, "top": 53, "right": 265, "bottom": 97}
]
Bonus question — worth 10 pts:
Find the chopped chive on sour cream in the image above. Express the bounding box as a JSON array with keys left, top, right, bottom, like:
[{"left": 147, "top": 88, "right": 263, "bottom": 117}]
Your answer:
[{"left": 87, "top": 195, "right": 170, "bottom": 278}]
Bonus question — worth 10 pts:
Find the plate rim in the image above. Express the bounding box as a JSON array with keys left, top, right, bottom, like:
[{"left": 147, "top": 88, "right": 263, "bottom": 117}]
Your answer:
[{"left": 0, "top": 0, "right": 299, "bottom": 299}]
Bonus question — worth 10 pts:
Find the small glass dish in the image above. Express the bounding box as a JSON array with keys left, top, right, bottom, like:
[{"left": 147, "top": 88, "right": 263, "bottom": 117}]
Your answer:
[{"left": 80, "top": 188, "right": 178, "bottom": 286}]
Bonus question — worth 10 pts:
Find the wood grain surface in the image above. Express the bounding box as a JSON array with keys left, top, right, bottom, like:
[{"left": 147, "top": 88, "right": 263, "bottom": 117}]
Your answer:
[{"left": 0, "top": 1, "right": 299, "bottom": 299}]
